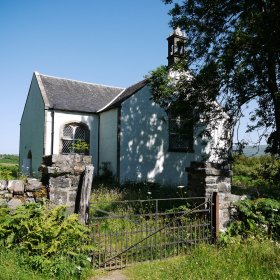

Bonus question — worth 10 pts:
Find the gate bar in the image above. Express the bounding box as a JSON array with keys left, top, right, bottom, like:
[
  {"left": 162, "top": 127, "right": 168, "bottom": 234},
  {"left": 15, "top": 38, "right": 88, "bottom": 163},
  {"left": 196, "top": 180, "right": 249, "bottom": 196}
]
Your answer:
[{"left": 98, "top": 200, "right": 209, "bottom": 268}]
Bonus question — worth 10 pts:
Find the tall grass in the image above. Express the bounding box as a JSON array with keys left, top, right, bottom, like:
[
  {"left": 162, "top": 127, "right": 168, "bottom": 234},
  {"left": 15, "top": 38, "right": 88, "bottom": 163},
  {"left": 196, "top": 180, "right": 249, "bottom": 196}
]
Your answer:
[
  {"left": 0, "top": 249, "right": 51, "bottom": 280},
  {"left": 125, "top": 240, "right": 280, "bottom": 280}
]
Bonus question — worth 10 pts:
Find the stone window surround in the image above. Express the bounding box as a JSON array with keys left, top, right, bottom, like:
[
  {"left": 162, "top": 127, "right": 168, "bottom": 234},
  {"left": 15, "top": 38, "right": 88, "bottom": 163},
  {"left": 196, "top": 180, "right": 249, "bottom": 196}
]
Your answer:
[{"left": 60, "top": 121, "right": 90, "bottom": 155}]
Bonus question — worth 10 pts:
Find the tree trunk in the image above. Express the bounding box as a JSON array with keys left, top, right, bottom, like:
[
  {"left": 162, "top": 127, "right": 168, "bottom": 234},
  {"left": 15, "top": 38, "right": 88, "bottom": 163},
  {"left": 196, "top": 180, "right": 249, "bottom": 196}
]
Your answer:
[{"left": 267, "top": 51, "right": 280, "bottom": 154}]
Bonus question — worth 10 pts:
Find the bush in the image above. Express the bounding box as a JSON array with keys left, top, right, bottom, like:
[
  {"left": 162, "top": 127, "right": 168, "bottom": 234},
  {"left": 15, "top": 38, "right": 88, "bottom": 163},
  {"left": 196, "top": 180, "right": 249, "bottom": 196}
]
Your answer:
[
  {"left": 0, "top": 164, "right": 18, "bottom": 180},
  {"left": 232, "top": 155, "right": 280, "bottom": 198},
  {"left": 221, "top": 198, "right": 280, "bottom": 242},
  {"left": 0, "top": 202, "right": 94, "bottom": 279}
]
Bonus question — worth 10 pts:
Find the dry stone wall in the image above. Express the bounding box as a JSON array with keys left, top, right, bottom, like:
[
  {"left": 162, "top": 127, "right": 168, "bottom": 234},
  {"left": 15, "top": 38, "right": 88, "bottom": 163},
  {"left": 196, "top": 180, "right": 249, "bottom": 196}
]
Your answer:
[
  {"left": 1, "top": 154, "right": 93, "bottom": 217},
  {"left": 0, "top": 178, "right": 47, "bottom": 209}
]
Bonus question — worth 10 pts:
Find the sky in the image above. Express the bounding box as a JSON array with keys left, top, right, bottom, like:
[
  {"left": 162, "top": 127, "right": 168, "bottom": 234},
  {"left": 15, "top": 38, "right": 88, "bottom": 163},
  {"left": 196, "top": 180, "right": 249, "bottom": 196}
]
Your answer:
[
  {"left": 0, "top": 0, "right": 261, "bottom": 154},
  {"left": 0, "top": 0, "right": 172, "bottom": 154}
]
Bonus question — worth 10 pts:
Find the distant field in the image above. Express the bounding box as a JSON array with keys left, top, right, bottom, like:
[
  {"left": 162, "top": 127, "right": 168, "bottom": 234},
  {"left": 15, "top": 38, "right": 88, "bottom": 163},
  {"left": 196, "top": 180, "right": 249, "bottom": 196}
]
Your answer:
[
  {"left": 0, "top": 154, "right": 19, "bottom": 165},
  {"left": 0, "top": 162, "right": 18, "bottom": 167}
]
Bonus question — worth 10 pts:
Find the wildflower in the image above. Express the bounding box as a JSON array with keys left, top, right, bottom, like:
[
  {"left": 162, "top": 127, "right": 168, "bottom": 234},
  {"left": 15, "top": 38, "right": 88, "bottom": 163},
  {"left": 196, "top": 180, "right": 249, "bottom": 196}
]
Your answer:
[
  {"left": 147, "top": 191, "right": 152, "bottom": 195},
  {"left": 177, "top": 185, "right": 185, "bottom": 189}
]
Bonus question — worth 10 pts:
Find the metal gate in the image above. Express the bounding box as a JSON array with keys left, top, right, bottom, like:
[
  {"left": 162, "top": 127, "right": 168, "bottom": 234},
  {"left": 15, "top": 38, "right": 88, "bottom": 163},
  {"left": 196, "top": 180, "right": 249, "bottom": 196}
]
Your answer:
[{"left": 89, "top": 194, "right": 218, "bottom": 270}]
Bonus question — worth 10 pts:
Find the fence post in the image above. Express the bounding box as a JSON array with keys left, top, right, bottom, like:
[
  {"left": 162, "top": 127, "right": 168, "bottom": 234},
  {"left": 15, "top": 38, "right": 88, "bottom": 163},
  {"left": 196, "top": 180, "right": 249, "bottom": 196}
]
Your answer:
[
  {"left": 79, "top": 165, "right": 94, "bottom": 225},
  {"left": 212, "top": 192, "right": 219, "bottom": 242}
]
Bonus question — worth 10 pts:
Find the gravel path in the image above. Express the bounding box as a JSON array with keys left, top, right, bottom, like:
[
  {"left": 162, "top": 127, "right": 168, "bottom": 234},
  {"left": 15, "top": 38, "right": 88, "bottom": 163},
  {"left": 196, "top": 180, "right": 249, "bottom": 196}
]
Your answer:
[{"left": 90, "top": 270, "right": 128, "bottom": 280}]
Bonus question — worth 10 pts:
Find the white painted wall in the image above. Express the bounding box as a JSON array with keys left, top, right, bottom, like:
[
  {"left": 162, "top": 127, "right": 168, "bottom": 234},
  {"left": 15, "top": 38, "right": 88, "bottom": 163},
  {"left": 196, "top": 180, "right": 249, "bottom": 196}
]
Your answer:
[
  {"left": 44, "top": 110, "right": 99, "bottom": 170},
  {"left": 19, "top": 75, "right": 45, "bottom": 176},
  {"left": 99, "top": 108, "right": 118, "bottom": 175},
  {"left": 119, "top": 86, "right": 226, "bottom": 186},
  {"left": 120, "top": 86, "right": 195, "bottom": 186}
]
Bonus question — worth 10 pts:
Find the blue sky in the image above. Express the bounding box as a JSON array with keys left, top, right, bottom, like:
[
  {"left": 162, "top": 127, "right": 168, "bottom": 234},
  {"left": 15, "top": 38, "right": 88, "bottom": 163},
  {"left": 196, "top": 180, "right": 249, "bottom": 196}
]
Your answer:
[
  {"left": 0, "top": 0, "right": 171, "bottom": 154},
  {"left": 0, "top": 0, "right": 260, "bottom": 154}
]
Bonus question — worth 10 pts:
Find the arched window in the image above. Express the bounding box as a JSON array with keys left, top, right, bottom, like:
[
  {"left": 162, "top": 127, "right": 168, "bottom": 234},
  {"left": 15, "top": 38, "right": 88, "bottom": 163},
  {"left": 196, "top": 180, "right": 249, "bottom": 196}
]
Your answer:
[{"left": 61, "top": 123, "right": 90, "bottom": 154}]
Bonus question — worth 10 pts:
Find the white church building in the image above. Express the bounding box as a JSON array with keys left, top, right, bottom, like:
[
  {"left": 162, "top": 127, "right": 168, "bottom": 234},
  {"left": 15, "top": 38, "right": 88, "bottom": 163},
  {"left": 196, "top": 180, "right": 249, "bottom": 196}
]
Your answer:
[{"left": 19, "top": 29, "right": 228, "bottom": 186}]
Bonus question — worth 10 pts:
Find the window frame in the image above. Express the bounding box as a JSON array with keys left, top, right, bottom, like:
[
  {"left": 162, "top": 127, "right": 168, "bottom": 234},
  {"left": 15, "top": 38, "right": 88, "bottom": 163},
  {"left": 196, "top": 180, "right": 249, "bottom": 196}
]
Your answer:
[
  {"left": 61, "top": 123, "right": 90, "bottom": 155},
  {"left": 168, "top": 112, "right": 194, "bottom": 153}
]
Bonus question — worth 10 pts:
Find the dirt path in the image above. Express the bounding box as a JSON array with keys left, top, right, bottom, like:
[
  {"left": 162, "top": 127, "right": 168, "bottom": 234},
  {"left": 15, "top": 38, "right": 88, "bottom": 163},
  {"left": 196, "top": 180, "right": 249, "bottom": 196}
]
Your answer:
[{"left": 90, "top": 270, "right": 128, "bottom": 280}]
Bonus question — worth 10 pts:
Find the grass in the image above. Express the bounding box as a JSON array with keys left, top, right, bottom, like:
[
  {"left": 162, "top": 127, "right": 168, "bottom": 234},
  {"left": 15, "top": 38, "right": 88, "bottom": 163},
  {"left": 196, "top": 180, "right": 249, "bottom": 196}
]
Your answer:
[
  {"left": 0, "top": 247, "right": 96, "bottom": 280},
  {"left": 0, "top": 249, "right": 51, "bottom": 280},
  {"left": 124, "top": 240, "right": 280, "bottom": 280}
]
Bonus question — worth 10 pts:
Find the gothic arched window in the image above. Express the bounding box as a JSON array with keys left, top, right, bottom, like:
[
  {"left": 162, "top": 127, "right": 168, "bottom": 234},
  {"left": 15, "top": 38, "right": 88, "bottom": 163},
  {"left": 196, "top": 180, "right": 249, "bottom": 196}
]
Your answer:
[{"left": 61, "top": 123, "right": 90, "bottom": 154}]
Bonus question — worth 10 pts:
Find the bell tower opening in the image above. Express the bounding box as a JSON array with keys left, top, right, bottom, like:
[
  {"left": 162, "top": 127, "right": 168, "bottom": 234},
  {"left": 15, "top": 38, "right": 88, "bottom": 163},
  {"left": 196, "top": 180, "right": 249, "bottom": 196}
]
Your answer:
[{"left": 167, "top": 27, "right": 187, "bottom": 67}]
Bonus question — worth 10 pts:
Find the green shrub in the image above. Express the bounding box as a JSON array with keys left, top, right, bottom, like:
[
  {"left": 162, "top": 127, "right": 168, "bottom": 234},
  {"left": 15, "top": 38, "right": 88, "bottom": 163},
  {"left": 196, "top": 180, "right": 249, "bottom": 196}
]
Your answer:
[
  {"left": 232, "top": 155, "right": 280, "bottom": 198},
  {"left": 222, "top": 198, "right": 280, "bottom": 242},
  {"left": 0, "top": 202, "right": 94, "bottom": 279},
  {"left": 0, "top": 164, "right": 18, "bottom": 180}
]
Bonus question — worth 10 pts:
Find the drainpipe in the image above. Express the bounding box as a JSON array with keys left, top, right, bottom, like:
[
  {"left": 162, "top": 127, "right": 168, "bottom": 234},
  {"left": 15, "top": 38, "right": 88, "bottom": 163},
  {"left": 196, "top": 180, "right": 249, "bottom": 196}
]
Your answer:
[
  {"left": 51, "top": 105, "right": 55, "bottom": 155},
  {"left": 97, "top": 114, "right": 100, "bottom": 176},
  {"left": 117, "top": 106, "right": 121, "bottom": 182}
]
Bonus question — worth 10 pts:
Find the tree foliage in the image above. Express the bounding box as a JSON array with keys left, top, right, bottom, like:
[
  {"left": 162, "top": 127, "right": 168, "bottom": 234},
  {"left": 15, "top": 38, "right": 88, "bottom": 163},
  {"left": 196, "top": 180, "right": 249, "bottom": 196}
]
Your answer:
[{"left": 151, "top": 0, "right": 280, "bottom": 155}]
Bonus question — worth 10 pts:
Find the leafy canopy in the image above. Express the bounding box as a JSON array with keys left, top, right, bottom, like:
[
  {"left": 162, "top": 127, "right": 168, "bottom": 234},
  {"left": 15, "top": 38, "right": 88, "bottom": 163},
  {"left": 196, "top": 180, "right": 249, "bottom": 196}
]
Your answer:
[{"left": 151, "top": 0, "right": 280, "bottom": 155}]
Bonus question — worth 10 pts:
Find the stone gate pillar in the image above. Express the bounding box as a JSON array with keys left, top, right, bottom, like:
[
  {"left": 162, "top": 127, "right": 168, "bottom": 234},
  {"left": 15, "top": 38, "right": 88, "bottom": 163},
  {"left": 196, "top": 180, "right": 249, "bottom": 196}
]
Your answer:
[
  {"left": 186, "top": 162, "right": 235, "bottom": 231},
  {"left": 40, "top": 154, "right": 93, "bottom": 214}
]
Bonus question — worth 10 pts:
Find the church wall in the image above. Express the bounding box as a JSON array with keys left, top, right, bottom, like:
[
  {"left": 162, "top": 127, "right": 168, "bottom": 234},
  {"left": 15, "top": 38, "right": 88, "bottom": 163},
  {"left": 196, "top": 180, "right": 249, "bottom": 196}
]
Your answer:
[
  {"left": 120, "top": 86, "right": 202, "bottom": 186},
  {"left": 19, "top": 75, "right": 45, "bottom": 177},
  {"left": 44, "top": 111, "right": 98, "bottom": 173},
  {"left": 99, "top": 108, "right": 118, "bottom": 175}
]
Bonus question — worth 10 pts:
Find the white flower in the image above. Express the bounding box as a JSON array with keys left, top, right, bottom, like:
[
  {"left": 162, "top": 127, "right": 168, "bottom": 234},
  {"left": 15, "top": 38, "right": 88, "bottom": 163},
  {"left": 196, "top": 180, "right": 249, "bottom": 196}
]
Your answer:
[
  {"left": 177, "top": 185, "right": 185, "bottom": 189},
  {"left": 147, "top": 191, "right": 152, "bottom": 195}
]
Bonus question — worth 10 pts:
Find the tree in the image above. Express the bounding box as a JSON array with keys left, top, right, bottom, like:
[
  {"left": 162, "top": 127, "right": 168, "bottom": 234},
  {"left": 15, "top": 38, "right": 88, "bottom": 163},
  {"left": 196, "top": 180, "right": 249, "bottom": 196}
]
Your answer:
[{"left": 150, "top": 0, "right": 280, "bottom": 155}]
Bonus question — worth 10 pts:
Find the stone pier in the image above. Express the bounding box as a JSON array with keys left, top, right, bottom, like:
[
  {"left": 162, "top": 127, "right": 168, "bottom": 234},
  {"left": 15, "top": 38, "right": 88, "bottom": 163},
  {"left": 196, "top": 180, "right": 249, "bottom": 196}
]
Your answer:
[
  {"left": 186, "top": 162, "right": 242, "bottom": 231},
  {"left": 40, "top": 154, "right": 93, "bottom": 214}
]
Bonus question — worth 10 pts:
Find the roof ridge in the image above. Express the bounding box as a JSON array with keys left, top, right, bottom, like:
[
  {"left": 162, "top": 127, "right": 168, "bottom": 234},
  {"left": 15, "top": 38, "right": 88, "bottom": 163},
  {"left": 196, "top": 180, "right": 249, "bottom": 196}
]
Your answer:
[
  {"left": 97, "top": 80, "right": 146, "bottom": 113},
  {"left": 97, "top": 88, "right": 127, "bottom": 113},
  {"left": 98, "top": 79, "right": 148, "bottom": 112},
  {"left": 37, "top": 72, "right": 125, "bottom": 90}
]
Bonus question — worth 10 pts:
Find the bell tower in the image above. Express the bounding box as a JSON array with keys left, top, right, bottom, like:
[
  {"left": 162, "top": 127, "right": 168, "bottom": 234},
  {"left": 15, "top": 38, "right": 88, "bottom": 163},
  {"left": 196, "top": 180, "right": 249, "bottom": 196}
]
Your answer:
[{"left": 167, "top": 27, "right": 187, "bottom": 66}]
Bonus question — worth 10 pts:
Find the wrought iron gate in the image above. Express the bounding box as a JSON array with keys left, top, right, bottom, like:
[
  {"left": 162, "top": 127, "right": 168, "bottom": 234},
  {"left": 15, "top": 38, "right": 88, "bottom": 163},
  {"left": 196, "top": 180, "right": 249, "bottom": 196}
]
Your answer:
[{"left": 89, "top": 195, "right": 218, "bottom": 270}]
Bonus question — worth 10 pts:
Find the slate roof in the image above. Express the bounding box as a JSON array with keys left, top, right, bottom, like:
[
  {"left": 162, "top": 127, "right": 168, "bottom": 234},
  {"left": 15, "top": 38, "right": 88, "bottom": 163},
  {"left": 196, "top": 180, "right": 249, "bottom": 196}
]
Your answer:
[{"left": 35, "top": 73, "right": 124, "bottom": 113}]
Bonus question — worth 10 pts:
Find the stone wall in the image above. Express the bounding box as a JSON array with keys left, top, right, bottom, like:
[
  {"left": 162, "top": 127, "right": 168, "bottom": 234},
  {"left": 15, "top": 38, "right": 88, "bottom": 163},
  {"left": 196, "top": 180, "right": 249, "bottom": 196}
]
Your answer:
[
  {"left": 186, "top": 162, "right": 244, "bottom": 231},
  {"left": 0, "top": 178, "right": 46, "bottom": 209},
  {"left": 40, "top": 154, "right": 93, "bottom": 214}
]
